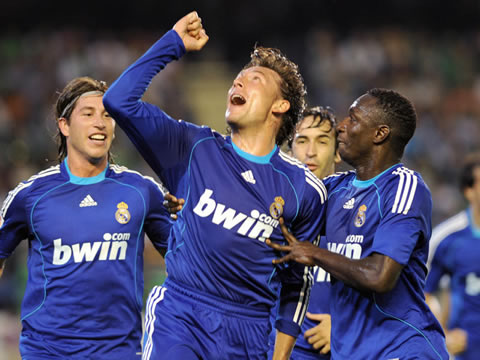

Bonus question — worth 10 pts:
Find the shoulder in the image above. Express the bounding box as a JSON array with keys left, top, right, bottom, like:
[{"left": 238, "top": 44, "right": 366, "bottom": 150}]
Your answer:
[
  {"left": 274, "top": 150, "right": 327, "bottom": 204},
  {"left": 108, "top": 164, "right": 166, "bottom": 195},
  {"left": 431, "top": 211, "right": 469, "bottom": 248},
  {"left": 1, "top": 164, "right": 62, "bottom": 216},
  {"left": 381, "top": 165, "right": 431, "bottom": 213},
  {"left": 323, "top": 170, "right": 355, "bottom": 192}
]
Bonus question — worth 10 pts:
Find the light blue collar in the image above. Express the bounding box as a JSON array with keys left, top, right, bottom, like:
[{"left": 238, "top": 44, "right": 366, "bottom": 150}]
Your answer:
[
  {"left": 64, "top": 157, "right": 108, "bottom": 185},
  {"left": 231, "top": 140, "right": 277, "bottom": 164},
  {"left": 352, "top": 163, "right": 400, "bottom": 188},
  {"left": 467, "top": 207, "right": 480, "bottom": 238}
]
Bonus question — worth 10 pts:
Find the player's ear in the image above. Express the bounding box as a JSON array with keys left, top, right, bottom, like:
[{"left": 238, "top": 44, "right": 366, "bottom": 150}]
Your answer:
[
  {"left": 373, "top": 124, "right": 390, "bottom": 144},
  {"left": 272, "top": 99, "right": 290, "bottom": 115},
  {"left": 58, "top": 117, "right": 70, "bottom": 137}
]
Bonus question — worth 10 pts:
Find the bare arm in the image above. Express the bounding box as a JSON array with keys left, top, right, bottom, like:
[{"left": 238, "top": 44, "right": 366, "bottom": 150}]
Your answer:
[
  {"left": 271, "top": 331, "right": 296, "bottom": 360},
  {"left": 0, "top": 258, "right": 5, "bottom": 278},
  {"left": 266, "top": 218, "right": 403, "bottom": 293}
]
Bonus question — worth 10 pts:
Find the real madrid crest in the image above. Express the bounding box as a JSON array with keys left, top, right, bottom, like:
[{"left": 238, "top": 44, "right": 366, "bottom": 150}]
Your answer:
[
  {"left": 354, "top": 204, "right": 367, "bottom": 227},
  {"left": 270, "top": 196, "right": 285, "bottom": 219},
  {"left": 115, "top": 202, "right": 131, "bottom": 224}
]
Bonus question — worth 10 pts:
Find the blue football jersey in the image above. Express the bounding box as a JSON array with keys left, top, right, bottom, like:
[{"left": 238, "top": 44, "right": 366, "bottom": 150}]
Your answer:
[
  {"left": 323, "top": 164, "right": 448, "bottom": 360},
  {"left": 269, "top": 238, "right": 331, "bottom": 360},
  {"left": 0, "top": 160, "right": 171, "bottom": 359},
  {"left": 425, "top": 209, "right": 480, "bottom": 360},
  {"left": 104, "top": 29, "right": 327, "bottom": 337}
]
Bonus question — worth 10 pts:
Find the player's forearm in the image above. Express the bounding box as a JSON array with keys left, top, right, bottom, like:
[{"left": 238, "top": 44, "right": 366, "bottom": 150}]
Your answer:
[
  {"left": 272, "top": 331, "right": 296, "bottom": 360},
  {"left": 311, "top": 249, "right": 401, "bottom": 293},
  {"left": 0, "top": 258, "right": 5, "bottom": 278},
  {"left": 103, "top": 30, "right": 186, "bottom": 123}
]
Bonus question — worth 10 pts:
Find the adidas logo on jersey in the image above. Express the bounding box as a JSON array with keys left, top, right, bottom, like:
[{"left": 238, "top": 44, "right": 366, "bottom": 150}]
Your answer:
[
  {"left": 79, "top": 194, "right": 97, "bottom": 207},
  {"left": 241, "top": 170, "right": 256, "bottom": 184},
  {"left": 343, "top": 198, "right": 355, "bottom": 209},
  {"left": 193, "top": 188, "right": 278, "bottom": 242}
]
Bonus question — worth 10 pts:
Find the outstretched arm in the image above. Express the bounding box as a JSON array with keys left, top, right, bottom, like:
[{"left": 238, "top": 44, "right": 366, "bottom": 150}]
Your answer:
[{"left": 266, "top": 218, "right": 403, "bottom": 293}]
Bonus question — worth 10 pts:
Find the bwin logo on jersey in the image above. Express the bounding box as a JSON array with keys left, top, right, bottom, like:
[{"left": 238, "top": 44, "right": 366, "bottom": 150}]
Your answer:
[
  {"left": 193, "top": 189, "right": 279, "bottom": 242},
  {"left": 52, "top": 233, "right": 130, "bottom": 265}
]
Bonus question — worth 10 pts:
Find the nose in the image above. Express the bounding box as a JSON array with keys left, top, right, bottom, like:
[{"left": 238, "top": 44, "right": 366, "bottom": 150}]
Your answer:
[
  {"left": 336, "top": 118, "right": 347, "bottom": 133},
  {"left": 93, "top": 114, "right": 107, "bottom": 129},
  {"left": 306, "top": 141, "right": 317, "bottom": 157},
  {"left": 233, "top": 78, "right": 243, "bottom": 89}
]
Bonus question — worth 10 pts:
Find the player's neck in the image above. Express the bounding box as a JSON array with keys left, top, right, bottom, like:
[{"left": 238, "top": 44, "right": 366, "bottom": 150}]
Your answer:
[
  {"left": 66, "top": 154, "right": 108, "bottom": 178},
  {"left": 231, "top": 128, "right": 277, "bottom": 157},
  {"left": 471, "top": 203, "right": 480, "bottom": 229}
]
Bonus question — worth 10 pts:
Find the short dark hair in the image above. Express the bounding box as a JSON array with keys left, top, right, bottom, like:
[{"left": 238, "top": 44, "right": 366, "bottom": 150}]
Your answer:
[
  {"left": 367, "top": 88, "right": 417, "bottom": 157},
  {"left": 288, "top": 106, "right": 337, "bottom": 148},
  {"left": 460, "top": 152, "right": 480, "bottom": 192},
  {"left": 243, "top": 46, "right": 306, "bottom": 146},
  {"left": 54, "top": 76, "right": 110, "bottom": 162}
]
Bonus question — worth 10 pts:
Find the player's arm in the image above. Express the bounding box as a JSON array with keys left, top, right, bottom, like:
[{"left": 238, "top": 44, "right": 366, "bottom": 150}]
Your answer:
[
  {"left": 103, "top": 12, "right": 208, "bottom": 180},
  {"left": 272, "top": 178, "right": 327, "bottom": 358},
  {"left": 267, "top": 223, "right": 402, "bottom": 293},
  {"left": 424, "top": 239, "right": 467, "bottom": 355},
  {"left": 0, "top": 183, "right": 30, "bottom": 277},
  {"left": 143, "top": 179, "right": 175, "bottom": 257},
  {"left": 271, "top": 331, "right": 296, "bottom": 360},
  {"left": 0, "top": 258, "right": 5, "bottom": 278}
]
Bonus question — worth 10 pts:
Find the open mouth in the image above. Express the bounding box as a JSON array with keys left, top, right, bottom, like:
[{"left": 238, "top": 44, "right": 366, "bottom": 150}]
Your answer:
[
  {"left": 230, "top": 94, "right": 246, "bottom": 105},
  {"left": 89, "top": 134, "right": 106, "bottom": 142}
]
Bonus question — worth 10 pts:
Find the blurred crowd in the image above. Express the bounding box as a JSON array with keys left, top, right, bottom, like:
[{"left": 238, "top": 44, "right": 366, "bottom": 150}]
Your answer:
[{"left": 0, "top": 26, "right": 479, "bottom": 358}]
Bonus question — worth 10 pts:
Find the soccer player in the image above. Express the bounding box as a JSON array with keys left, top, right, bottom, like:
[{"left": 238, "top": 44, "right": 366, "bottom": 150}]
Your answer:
[
  {"left": 103, "top": 11, "right": 326, "bottom": 360},
  {"left": 0, "top": 76, "right": 172, "bottom": 359},
  {"left": 267, "top": 88, "right": 449, "bottom": 359},
  {"left": 268, "top": 106, "right": 340, "bottom": 360},
  {"left": 425, "top": 153, "right": 480, "bottom": 360}
]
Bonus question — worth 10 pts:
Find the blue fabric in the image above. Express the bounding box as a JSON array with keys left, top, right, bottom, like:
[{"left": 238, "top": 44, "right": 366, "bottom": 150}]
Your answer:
[
  {"left": 103, "top": 28, "right": 327, "bottom": 347},
  {"left": 426, "top": 209, "right": 480, "bottom": 360},
  {"left": 0, "top": 161, "right": 171, "bottom": 359},
  {"left": 321, "top": 166, "right": 448, "bottom": 359}
]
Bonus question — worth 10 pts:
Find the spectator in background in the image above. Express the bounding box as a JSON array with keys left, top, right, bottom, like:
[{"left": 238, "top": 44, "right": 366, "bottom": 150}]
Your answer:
[
  {"left": 0, "top": 76, "right": 171, "bottom": 359},
  {"left": 425, "top": 153, "right": 480, "bottom": 360}
]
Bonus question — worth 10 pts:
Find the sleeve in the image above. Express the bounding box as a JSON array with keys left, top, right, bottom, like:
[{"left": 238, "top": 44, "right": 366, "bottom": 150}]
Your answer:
[
  {"left": 143, "top": 178, "right": 174, "bottom": 253},
  {"left": 424, "top": 238, "right": 452, "bottom": 293},
  {"left": 275, "top": 176, "right": 327, "bottom": 337},
  {"left": 0, "top": 184, "right": 30, "bottom": 258},
  {"left": 103, "top": 29, "right": 204, "bottom": 190},
  {"left": 372, "top": 176, "right": 432, "bottom": 266}
]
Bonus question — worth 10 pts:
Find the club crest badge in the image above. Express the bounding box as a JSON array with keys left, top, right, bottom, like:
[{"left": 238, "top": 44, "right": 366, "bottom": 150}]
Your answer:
[
  {"left": 270, "top": 196, "right": 285, "bottom": 219},
  {"left": 354, "top": 204, "right": 367, "bottom": 227},
  {"left": 115, "top": 202, "right": 131, "bottom": 224}
]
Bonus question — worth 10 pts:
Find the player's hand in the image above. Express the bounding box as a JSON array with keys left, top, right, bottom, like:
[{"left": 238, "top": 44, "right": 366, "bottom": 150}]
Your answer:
[
  {"left": 173, "top": 11, "right": 209, "bottom": 52},
  {"left": 265, "top": 218, "right": 318, "bottom": 266},
  {"left": 445, "top": 328, "right": 467, "bottom": 355},
  {"left": 304, "top": 313, "right": 331, "bottom": 355},
  {"left": 163, "top": 193, "right": 185, "bottom": 220}
]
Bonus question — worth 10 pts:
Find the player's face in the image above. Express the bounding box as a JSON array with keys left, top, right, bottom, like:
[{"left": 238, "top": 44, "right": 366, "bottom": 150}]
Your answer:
[
  {"left": 292, "top": 116, "right": 339, "bottom": 179},
  {"left": 336, "top": 94, "right": 379, "bottom": 166},
  {"left": 225, "top": 66, "right": 284, "bottom": 127},
  {"left": 61, "top": 94, "right": 115, "bottom": 165}
]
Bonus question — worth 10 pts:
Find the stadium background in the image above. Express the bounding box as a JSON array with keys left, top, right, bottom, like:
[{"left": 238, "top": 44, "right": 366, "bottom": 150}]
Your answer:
[{"left": 0, "top": 0, "right": 479, "bottom": 358}]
